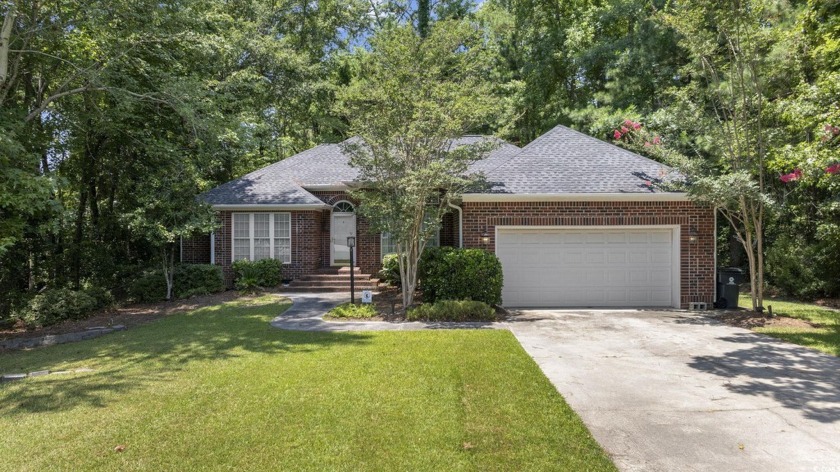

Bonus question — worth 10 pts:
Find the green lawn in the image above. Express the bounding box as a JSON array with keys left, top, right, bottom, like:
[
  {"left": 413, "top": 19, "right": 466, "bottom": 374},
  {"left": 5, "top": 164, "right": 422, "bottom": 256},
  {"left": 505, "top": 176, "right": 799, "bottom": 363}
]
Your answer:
[
  {"left": 0, "top": 295, "right": 614, "bottom": 471},
  {"left": 739, "top": 297, "right": 840, "bottom": 356}
]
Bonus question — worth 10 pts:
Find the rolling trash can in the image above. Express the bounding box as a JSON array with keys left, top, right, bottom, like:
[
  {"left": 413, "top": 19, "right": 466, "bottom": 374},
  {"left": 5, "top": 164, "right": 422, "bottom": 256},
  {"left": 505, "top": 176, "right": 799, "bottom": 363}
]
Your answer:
[{"left": 715, "top": 267, "right": 744, "bottom": 309}]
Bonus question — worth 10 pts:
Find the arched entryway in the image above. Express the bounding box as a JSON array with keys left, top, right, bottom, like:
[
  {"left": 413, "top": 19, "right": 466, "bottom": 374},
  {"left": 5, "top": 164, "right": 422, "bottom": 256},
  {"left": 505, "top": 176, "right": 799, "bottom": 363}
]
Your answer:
[{"left": 330, "top": 200, "right": 356, "bottom": 266}]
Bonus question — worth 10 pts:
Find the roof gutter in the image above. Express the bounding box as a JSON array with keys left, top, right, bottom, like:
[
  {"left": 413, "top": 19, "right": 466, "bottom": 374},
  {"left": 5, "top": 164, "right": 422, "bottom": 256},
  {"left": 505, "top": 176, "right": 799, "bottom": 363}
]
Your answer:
[
  {"left": 210, "top": 203, "right": 331, "bottom": 211},
  {"left": 461, "top": 193, "right": 691, "bottom": 203}
]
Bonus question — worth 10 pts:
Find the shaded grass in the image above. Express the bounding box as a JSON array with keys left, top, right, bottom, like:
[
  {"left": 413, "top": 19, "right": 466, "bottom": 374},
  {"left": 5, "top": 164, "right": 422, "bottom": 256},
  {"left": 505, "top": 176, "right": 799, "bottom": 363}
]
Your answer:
[
  {"left": 739, "top": 297, "right": 840, "bottom": 356},
  {"left": 0, "top": 295, "right": 614, "bottom": 471}
]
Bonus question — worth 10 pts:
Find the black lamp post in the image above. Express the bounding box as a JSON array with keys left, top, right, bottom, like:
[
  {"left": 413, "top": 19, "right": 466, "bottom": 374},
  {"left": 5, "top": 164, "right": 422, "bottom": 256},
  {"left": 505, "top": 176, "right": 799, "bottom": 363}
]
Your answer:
[{"left": 347, "top": 236, "right": 356, "bottom": 304}]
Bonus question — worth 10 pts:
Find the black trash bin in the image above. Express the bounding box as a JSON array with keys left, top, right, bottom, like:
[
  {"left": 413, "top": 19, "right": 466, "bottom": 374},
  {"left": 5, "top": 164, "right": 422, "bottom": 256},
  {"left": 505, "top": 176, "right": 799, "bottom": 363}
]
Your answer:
[{"left": 716, "top": 267, "right": 744, "bottom": 309}]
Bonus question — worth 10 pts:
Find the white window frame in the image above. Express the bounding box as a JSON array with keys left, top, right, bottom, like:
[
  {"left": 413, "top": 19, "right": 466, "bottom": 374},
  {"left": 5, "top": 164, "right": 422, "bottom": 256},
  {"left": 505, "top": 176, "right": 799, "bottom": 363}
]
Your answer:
[
  {"left": 231, "top": 212, "right": 292, "bottom": 264},
  {"left": 380, "top": 227, "right": 440, "bottom": 260}
]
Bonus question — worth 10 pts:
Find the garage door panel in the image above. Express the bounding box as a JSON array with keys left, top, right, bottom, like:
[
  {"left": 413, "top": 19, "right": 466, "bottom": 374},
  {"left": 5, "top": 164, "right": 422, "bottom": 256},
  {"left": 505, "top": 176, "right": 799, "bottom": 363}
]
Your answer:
[{"left": 498, "top": 227, "right": 677, "bottom": 308}]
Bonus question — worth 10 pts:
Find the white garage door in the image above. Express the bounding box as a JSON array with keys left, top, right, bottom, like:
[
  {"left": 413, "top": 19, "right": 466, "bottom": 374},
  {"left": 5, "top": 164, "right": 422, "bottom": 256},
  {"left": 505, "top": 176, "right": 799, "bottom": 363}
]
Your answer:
[{"left": 496, "top": 227, "right": 678, "bottom": 308}]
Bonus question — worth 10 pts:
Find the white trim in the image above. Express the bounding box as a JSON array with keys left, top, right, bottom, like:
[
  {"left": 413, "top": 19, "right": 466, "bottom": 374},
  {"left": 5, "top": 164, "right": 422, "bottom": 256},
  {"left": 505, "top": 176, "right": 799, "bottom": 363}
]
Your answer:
[
  {"left": 213, "top": 204, "right": 329, "bottom": 211},
  {"left": 331, "top": 208, "right": 357, "bottom": 266},
  {"left": 179, "top": 237, "right": 183, "bottom": 263},
  {"left": 302, "top": 184, "right": 348, "bottom": 191},
  {"left": 231, "top": 212, "right": 292, "bottom": 264},
  {"left": 210, "top": 231, "right": 215, "bottom": 265},
  {"left": 713, "top": 207, "right": 718, "bottom": 302},
  {"left": 494, "top": 225, "right": 681, "bottom": 309},
  {"left": 462, "top": 193, "right": 690, "bottom": 203}
]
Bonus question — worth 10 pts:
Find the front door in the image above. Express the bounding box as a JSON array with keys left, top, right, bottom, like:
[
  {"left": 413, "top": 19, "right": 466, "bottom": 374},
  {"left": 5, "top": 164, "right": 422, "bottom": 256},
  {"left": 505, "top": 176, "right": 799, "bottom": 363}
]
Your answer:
[{"left": 331, "top": 208, "right": 356, "bottom": 266}]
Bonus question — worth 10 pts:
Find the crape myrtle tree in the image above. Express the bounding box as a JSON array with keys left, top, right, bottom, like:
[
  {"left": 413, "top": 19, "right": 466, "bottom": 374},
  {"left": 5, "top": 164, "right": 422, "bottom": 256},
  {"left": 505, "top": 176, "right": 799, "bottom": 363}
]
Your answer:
[{"left": 338, "top": 21, "right": 498, "bottom": 308}]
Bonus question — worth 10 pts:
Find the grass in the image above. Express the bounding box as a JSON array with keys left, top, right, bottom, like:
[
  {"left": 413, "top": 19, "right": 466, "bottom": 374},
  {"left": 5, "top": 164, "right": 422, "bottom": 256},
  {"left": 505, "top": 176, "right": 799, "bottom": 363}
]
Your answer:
[
  {"left": 0, "top": 295, "right": 614, "bottom": 471},
  {"left": 324, "top": 302, "right": 378, "bottom": 319},
  {"left": 739, "top": 296, "right": 840, "bottom": 356}
]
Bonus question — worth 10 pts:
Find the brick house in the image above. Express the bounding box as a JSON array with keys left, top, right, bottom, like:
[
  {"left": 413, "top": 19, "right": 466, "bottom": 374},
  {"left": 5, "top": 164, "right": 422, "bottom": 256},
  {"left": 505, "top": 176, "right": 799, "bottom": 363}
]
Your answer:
[{"left": 187, "top": 125, "right": 715, "bottom": 308}]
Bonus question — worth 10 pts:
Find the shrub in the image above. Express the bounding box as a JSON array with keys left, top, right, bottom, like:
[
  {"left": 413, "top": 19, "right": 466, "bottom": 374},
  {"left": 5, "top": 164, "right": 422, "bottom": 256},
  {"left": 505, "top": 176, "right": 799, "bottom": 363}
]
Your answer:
[
  {"left": 418, "top": 247, "right": 503, "bottom": 305},
  {"left": 378, "top": 253, "right": 401, "bottom": 286},
  {"left": 406, "top": 300, "right": 496, "bottom": 322},
  {"left": 766, "top": 235, "right": 824, "bottom": 299},
  {"left": 20, "top": 287, "right": 113, "bottom": 328},
  {"left": 232, "top": 259, "right": 283, "bottom": 292},
  {"left": 128, "top": 264, "right": 224, "bottom": 302},
  {"left": 176, "top": 264, "right": 225, "bottom": 298},
  {"left": 326, "top": 302, "right": 378, "bottom": 319}
]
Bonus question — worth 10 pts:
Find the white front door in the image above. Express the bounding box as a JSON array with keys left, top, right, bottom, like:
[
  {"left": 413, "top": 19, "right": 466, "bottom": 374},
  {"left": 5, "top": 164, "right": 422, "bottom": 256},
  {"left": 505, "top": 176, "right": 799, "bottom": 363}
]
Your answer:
[
  {"left": 496, "top": 227, "right": 679, "bottom": 308},
  {"left": 331, "top": 213, "right": 356, "bottom": 266}
]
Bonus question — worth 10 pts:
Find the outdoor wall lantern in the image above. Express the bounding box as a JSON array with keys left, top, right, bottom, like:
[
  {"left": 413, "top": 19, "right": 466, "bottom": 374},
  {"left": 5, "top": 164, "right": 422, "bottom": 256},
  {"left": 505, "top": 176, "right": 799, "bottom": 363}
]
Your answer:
[
  {"left": 480, "top": 229, "right": 490, "bottom": 245},
  {"left": 688, "top": 227, "right": 698, "bottom": 243}
]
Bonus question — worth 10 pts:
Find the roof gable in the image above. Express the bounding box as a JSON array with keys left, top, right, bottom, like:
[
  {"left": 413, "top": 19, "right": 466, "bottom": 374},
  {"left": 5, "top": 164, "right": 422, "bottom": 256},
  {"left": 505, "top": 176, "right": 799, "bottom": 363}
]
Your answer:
[{"left": 480, "top": 125, "right": 673, "bottom": 194}]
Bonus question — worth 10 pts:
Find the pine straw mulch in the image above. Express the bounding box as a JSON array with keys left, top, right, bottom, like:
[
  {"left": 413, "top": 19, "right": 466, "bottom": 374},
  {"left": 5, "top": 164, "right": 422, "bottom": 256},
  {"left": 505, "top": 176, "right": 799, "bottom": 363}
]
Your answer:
[{"left": 0, "top": 291, "right": 245, "bottom": 343}]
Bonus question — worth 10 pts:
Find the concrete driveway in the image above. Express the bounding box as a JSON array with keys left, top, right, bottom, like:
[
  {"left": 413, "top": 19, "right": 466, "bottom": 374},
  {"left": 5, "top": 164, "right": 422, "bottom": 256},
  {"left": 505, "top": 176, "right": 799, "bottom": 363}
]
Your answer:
[{"left": 507, "top": 309, "right": 840, "bottom": 472}]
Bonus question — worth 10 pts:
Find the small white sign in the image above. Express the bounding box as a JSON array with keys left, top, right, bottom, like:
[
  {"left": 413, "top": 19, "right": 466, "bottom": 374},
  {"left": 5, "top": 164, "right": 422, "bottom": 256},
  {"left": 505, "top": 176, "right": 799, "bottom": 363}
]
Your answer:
[{"left": 361, "top": 290, "right": 373, "bottom": 304}]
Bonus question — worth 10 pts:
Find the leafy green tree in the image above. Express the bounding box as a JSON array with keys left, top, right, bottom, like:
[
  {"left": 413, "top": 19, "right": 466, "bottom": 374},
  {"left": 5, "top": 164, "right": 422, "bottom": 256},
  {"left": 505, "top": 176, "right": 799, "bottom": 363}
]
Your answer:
[{"left": 339, "top": 21, "right": 498, "bottom": 308}]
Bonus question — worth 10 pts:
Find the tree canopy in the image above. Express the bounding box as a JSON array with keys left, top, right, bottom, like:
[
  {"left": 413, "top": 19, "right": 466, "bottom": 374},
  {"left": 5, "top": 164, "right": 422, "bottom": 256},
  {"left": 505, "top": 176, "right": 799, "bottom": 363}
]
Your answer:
[{"left": 1, "top": 0, "right": 838, "bottom": 319}]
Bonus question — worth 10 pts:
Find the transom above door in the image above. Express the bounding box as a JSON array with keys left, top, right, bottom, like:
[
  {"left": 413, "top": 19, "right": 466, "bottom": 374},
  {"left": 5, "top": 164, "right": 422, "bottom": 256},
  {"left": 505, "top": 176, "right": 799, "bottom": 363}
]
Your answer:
[{"left": 330, "top": 201, "right": 356, "bottom": 266}]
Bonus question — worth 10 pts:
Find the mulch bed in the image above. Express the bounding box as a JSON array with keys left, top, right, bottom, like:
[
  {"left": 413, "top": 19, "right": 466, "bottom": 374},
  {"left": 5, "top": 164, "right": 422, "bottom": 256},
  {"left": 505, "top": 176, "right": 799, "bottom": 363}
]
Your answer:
[
  {"left": 712, "top": 311, "right": 818, "bottom": 330},
  {"left": 0, "top": 291, "right": 243, "bottom": 343}
]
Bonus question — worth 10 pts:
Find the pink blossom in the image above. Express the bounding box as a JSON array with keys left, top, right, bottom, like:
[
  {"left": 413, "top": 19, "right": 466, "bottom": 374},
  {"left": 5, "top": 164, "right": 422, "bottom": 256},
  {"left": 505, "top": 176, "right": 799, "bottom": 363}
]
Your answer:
[
  {"left": 633, "top": 121, "right": 642, "bottom": 130},
  {"left": 780, "top": 168, "right": 802, "bottom": 183},
  {"left": 652, "top": 136, "right": 662, "bottom": 145},
  {"left": 826, "top": 163, "right": 840, "bottom": 174},
  {"left": 613, "top": 130, "right": 622, "bottom": 140},
  {"left": 644, "top": 180, "right": 652, "bottom": 187},
  {"left": 621, "top": 126, "right": 629, "bottom": 134},
  {"left": 644, "top": 141, "right": 651, "bottom": 147}
]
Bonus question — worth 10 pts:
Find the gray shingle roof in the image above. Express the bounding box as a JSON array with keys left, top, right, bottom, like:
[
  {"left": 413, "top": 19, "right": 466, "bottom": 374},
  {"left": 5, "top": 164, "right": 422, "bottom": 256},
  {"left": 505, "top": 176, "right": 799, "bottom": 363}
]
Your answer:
[
  {"left": 480, "top": 125, "right": 673, "bottom": 194},
  {"left": 201, "top": 127, "right": 676, "bottom": 206}
]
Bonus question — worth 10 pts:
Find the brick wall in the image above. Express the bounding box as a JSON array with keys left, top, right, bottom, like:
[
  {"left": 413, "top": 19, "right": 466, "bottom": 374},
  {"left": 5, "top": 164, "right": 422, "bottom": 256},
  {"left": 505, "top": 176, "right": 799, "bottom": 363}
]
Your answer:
[
  {"left": 181, "top": 233, "right": 211, "bottom": 264},
  {"left": 213, "top": 210, "right": 324, "bottom": 286},
  {"left": 461, "top": 200, "right": 716, "bottom": 308}
]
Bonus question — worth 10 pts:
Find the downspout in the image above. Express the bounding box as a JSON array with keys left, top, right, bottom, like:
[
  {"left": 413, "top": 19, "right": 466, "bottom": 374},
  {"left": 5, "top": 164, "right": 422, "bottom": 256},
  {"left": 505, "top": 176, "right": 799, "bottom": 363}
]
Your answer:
[
  {"left": 447, "top": 202, "right": 463, "bottom": 248},
  {"left": 179, "top": 237, "right": 183, "bottom": 263},
  {"left": 210, "top": 231, "right": 216, "bottom": 265}
]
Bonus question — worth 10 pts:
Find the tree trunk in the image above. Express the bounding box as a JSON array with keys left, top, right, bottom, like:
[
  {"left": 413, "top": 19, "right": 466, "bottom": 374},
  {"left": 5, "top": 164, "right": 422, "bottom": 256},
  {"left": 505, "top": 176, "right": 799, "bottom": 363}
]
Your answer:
[
  {"left": 162, "top": 245, "right": 175, "bottom": 301},
  {"left": 0, "top": 5, "right": 15, "bottom": 88}
]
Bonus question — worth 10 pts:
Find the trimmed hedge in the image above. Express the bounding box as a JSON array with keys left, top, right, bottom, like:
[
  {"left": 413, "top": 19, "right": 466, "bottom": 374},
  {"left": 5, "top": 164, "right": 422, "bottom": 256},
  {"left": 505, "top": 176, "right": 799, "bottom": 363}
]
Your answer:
[
  {"left": 21, "top": 286, "right": 114, "bottom": 328},
  {"left": 406, "top": 300, "right": 496, "bottom": 322},
  {"left": 128, "top": 264, "right": 225, "bottom": 302},
  {"left": 232, "top": 259, "right": 283, "bottom": 292},
  {"left": 418, "top": 247, "right": 503, "bottom": 306}
]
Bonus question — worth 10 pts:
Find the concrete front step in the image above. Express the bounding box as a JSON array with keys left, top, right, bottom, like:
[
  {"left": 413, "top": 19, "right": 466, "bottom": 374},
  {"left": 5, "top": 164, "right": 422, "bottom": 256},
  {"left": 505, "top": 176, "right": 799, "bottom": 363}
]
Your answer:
[
  {"left": 299, "top": 274, "right": 376, "bottom": 282},
  {"left": 291, "top": 279, "right": 379, "bottom": 287},
  {"left": 315, "top": 267, "right": 364, "bottom": 274},
  {"left": 280, "top": 285, "right": 379, "bottom": 293}
]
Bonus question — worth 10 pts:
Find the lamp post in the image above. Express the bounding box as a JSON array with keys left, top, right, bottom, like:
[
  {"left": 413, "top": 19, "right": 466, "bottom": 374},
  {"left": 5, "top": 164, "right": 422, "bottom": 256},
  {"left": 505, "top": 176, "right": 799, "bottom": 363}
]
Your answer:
[{"left": 346, "top": 236, "right": 356, "bottom": 304}]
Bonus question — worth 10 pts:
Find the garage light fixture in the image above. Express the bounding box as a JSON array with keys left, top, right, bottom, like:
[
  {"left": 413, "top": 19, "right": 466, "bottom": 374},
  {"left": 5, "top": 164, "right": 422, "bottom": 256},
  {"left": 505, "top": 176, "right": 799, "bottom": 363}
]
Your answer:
[
  {"left": 688, "top": 227, "right": 698, "bottom": 243},
  {"left": 480, "top": 229, "right": 490, "bottom": 245}
]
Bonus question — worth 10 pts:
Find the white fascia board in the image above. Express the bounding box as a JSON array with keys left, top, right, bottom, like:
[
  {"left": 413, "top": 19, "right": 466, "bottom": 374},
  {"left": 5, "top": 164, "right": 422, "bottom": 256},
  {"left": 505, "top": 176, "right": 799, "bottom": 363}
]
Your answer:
[
  {"left": 211, "top": 204, "right": 330, "bottom": 211},
  {"left": 302, "top": 184, "right": 349, "bottom": 191},
  {"left": 461, "top": 193, "right": 691, "bottom": 202}
]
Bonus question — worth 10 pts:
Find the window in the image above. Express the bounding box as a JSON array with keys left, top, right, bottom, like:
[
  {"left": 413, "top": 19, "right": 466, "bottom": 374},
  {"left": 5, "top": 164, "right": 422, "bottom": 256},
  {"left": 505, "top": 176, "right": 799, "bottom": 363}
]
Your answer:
[
  {"left": 333, "top": 201, "right": 354, "bottom": 213},
  {"left": 232, "top": 213, "right": 291, "bottom": 263},
  {"left": 380, "top": 220, "right": 440, "bottom": 260}
]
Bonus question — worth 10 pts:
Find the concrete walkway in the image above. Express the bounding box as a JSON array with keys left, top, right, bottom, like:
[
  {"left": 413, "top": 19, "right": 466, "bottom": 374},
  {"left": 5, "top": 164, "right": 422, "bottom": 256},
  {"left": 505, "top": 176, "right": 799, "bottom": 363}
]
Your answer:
[
  {"left": 507, "top": 309, "right": 840, "bottom": 472},
  {"left": 269, "top": 292, "right": 500, "bottom": 331}
]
